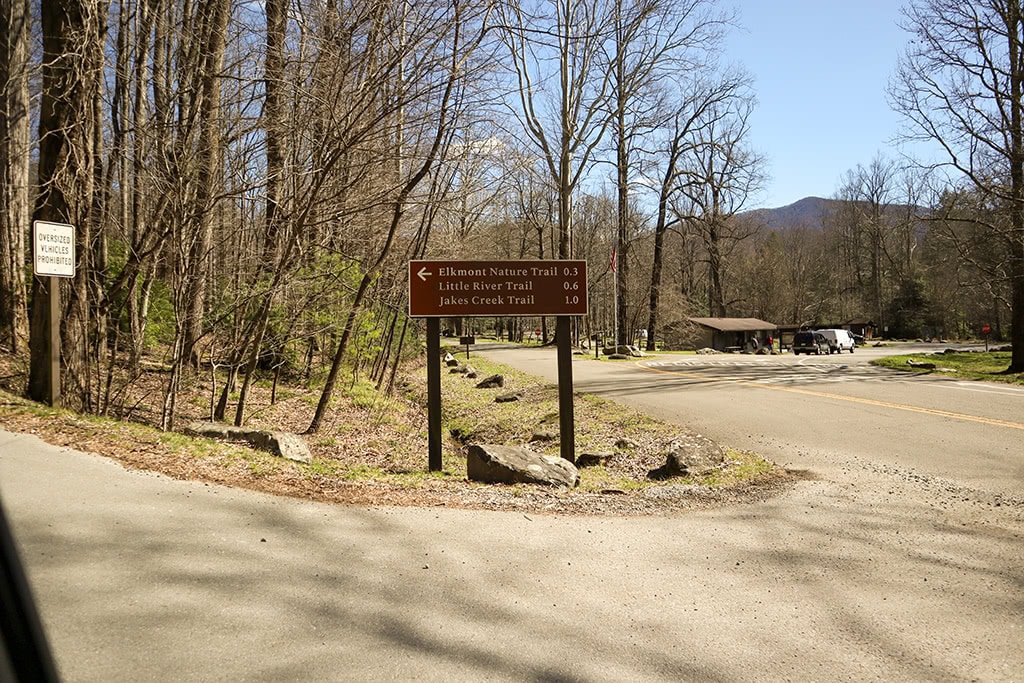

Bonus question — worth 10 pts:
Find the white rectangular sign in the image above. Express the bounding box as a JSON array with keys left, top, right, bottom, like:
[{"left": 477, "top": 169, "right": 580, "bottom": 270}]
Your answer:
[{"left": 33, "top": 220, "right": 76, "bottom": 278}]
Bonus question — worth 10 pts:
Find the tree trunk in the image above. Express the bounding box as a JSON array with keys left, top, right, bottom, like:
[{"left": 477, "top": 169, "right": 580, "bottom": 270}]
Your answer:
[
  {"left": 0, "top": 0, "right": 31, "bottom": 355},
  {"left": 28, "top": 0, "right": 98, "bottom": 404},
  {"left": 646, "top": 201, "right": 669, "bottom": 351},
  {"left": 181, "top": 0, "right": 230, "bottom": 371},
  {"left": 262, "top": 0, "right": 286, "bottom": 266},
  {"left": 615, "top": 125, "right": 629, "bottom": 346},
  {"left": 1008, "top": 2, "right": 1024, "bottom": 372}
]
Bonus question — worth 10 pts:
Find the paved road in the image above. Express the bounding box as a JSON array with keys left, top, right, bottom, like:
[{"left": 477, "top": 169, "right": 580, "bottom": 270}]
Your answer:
[
  {"left": 480, "top": 343, "right": 1024, "bottom": 498},
  {"left": 1, "top": 344, "right": 1022, "bottom": 681}
]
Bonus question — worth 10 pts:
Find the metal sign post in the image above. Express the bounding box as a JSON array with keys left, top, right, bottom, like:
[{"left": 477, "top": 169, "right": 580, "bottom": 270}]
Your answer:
[
  {"left": 410, "top": 260, "right": 588, "bottom": 468},
  {"left": 32, "top": 221, "right": 76, "bottom": 407},
  {"left": 426, "top": 318, "right": 442, "bottom": 471}
]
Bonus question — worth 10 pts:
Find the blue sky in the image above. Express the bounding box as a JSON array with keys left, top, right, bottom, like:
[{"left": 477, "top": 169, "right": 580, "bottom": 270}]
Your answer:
[{"left": 725, "top": 1, "right": 927, "bottom": 208}]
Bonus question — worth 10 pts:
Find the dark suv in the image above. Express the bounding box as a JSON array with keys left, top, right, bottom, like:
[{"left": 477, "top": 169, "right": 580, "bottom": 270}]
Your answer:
[{"left": 792, "top": 331, "right": 828, "bottom": 355}]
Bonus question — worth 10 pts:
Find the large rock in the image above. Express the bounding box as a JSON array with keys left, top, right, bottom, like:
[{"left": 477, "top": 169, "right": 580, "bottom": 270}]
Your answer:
[
  {"left": 602, "top": 344, "right": 644, "bottom": 357},
  {"left": 475, "top": 374, "right": 504, "bottom": 389},
  {"left": 647, "top": 433, "right": 725, "bottom": 480},
  {"left": 576, "top": 451, "right": 613, "bottom": 468},
  {"left": 467, "top": 444, "right": 579, "bottom": 487},
  {"left": 185, "top": 422, "right": 312, "bottom": 463}
]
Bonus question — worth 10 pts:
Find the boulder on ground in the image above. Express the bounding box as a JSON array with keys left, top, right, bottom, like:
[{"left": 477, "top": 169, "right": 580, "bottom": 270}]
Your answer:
[
  {"left": 443, "top": 353, "right": 459, "bottom": 367},
  {"left": 576, "top": 451, "right": 613, "bottom": 468},
  {"left": 602, "top": 345, "right": 644, "bottom": 357},
  {"left": 475, "top": 374, "right": 504, "bottom": 389},
  {"left": 185, "top": 422, "right": 312, "bottom": 463},
  {"left": 494, "top": 392, "right": 522, "bottom": 403},
  {"left": 646, "top": 433, "right": 725, "bottom": 480},
  {"left": 467, "top": 444, "right": 579, "bottom": 487}
]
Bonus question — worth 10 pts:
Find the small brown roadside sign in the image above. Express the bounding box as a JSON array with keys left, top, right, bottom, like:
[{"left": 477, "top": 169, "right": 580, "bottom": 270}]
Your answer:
[{"left": 408, "top": 259, "right": 587, "bottom": 317}]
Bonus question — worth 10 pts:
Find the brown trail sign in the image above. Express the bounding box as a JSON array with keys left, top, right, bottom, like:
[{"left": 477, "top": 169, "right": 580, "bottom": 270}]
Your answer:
[
  {"left": 408, "top": 259, "right": 588, "bottom": 317},
  {"left": 408, "top": 260, "right": 588, "bottom": 471}
]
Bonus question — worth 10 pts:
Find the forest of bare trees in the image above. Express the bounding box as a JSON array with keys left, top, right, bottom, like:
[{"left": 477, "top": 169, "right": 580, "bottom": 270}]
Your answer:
[{"left": 1, "top": 0, "right": 1021, "bottom": 428}]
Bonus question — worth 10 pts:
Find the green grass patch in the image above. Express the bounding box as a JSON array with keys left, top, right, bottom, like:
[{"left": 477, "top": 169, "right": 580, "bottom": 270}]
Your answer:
[
  {"left": 694, "top": 450, "right": 775, "bottom": 488},
  {"left": 577, "top": 465, "right": 648, "bottom": 492},
  {"left": 872, "top": 351, "right": 1024, "bottom": 384}
]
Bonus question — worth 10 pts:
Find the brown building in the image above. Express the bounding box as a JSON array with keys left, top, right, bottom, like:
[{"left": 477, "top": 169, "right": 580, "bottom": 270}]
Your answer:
[{"left": 688, "top": 317, "right": 778, "bottom": 352}]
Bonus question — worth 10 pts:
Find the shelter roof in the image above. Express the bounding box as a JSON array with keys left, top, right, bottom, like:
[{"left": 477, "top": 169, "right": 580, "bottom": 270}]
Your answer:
[{"left": 689, "top": 317, "right": 777, "bottom": 332}]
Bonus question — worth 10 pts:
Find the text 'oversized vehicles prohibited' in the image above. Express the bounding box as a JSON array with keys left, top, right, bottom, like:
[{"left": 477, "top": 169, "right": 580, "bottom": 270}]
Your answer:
[{"left": 408, "top": 259, "right": 588, "bottom": 318}]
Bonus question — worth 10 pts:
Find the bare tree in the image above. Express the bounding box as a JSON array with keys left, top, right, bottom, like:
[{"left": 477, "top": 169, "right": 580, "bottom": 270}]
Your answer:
[
  {"left": 608, "top": 0, "right": 729, "bottom": 345},
  {"left": 499, "top": 0, "right": 615, "bottom": 260},
  {"left": 644, "top": 71, "right": 748, "bottom": 349},
  {"left": 891, "top": 0, "right": 1024, "bottom": 370},
  {"left": 229, "top": 0, "right": 289, "bottom": 426},
  {"left": 675, "top": 91, "right": 765, "bottom": 317},
  {"left": 307, "top": 0, "right": 492, "bottom": 433},
  {"left": 0, "top": 0, "right": 31, "bottom": 355},
  {"left": 923, "top": 186, "right": 1011, "bottom": 337},
  {"left": 834, "top": 155, "right": 899, "bottom": 330},
  {"left": 179, "top": 0, "right": 231, "bottom": 374}
]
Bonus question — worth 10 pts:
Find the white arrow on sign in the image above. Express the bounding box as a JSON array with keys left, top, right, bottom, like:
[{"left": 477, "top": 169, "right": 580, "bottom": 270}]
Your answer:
[{"left": 417, "top": 266, "right": 432, "bottom": 281}]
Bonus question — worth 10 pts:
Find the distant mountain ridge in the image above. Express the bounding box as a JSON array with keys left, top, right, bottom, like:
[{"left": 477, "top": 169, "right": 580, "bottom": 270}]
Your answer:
[
  {"left": 743, "top": 196, "right": 924, "bottom": 231},
  {"left": 742, "top": 197, "right": 840, "bottom": 231}
]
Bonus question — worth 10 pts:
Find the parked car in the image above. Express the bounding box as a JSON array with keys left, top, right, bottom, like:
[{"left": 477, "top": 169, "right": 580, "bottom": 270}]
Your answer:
[
  {"left": 792, "top": 330, "right": 829, "bottom": 355},
  {"left": 816, "top": 328, "right": 856, "bottom": 354}
]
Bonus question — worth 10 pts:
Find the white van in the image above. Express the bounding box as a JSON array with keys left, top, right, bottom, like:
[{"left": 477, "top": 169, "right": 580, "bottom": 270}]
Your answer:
[{"left": 815, "top": 329, "right": 856, "bottom": 354}]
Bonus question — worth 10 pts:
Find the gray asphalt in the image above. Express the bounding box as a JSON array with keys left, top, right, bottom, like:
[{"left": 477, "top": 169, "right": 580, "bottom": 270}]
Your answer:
[
  {"left": 482, "top": 342, "right": 1024, "bottom": 496},
  {"left": 2, "top": 424, "right": 1022, "bottom": 682}
]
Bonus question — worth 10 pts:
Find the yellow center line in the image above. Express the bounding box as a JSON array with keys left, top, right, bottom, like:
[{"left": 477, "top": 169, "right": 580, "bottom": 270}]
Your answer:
[{"left": 638, "top": 363, "right": 1024, "bottom": 431}]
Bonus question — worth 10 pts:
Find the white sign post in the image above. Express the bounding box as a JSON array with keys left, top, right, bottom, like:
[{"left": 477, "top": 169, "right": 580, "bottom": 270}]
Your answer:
[
  {"left": 32, "top": 221, "right": 75, "bottom": 406},
  {"left": 33, "top": 221, "right": 76, "bottom": 278}
]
